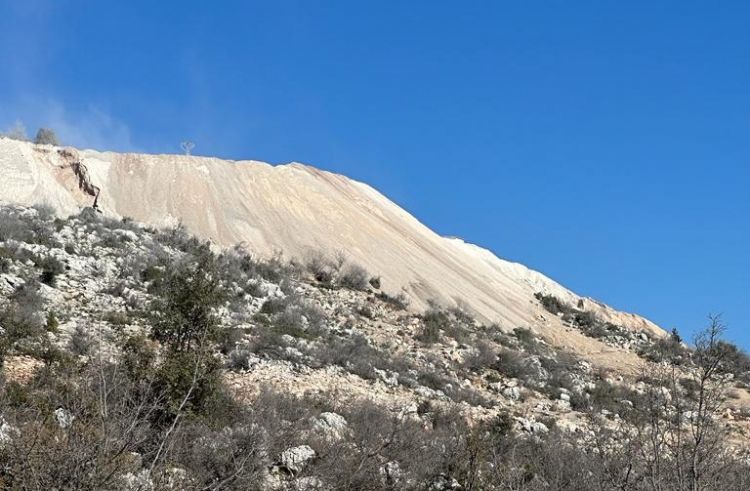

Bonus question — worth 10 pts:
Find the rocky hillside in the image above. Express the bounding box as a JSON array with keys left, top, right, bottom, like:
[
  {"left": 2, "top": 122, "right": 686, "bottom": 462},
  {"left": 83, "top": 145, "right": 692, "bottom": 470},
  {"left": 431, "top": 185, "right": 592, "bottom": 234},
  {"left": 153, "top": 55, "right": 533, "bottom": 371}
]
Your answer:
[
  {"left": 0, "top": 137, "right": 661, "bottom": 343},
  {"left": 1, "top": 205, "right": 749, "bottom": 490}
]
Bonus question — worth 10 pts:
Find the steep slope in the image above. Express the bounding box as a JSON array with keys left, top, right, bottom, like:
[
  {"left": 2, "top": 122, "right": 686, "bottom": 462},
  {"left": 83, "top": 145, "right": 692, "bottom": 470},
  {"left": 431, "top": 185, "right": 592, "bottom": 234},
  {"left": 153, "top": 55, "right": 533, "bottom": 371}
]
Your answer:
[{"left": 0, "top": 137, "right": 663, "bottom": 342}]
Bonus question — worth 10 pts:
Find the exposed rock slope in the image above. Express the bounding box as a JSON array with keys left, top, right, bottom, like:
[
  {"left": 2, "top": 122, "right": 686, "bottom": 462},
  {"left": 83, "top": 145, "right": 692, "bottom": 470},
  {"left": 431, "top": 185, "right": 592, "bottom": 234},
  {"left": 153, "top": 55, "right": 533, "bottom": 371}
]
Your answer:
[{"left": 0, "top": 137, "right": 662, "bottom": 339}]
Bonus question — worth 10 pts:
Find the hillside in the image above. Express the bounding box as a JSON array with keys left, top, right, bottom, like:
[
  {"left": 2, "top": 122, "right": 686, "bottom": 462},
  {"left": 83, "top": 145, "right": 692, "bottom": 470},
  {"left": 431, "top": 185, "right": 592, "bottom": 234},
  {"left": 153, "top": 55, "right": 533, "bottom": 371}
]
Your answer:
[
  {"left": 0, "top": 205, "right": 749, "bottom": 490},
  {"left": 0, "top": 137, "right": 662, "bottom": 344}
]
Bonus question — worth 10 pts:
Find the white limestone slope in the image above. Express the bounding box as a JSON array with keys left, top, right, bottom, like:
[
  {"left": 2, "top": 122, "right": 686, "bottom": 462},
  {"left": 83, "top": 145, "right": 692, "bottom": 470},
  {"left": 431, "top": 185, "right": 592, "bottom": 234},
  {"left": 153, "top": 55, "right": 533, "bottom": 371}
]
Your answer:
[{"left": 0, "top": 137, "right": 663, "bottom": 338}]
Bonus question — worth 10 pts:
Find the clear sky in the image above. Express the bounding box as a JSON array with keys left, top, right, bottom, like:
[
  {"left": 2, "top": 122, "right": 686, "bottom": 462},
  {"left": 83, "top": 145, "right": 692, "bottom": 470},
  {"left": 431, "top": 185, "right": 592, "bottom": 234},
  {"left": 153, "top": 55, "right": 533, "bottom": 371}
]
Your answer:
[{"left": 1, "top": 1, "right": 748, "bottom": 346}]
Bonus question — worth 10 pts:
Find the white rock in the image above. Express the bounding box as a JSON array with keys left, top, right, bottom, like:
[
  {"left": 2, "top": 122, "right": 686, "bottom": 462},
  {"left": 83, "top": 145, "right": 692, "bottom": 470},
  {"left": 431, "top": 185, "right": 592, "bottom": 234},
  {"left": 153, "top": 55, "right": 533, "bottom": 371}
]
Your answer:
[
  {"left": 373, "top": 368, "right": 399, "bottom": 387},
  {"left": 280, "top": 445, "right": 316, "bottom": 475},
  {"left": 0, "top": 416, "right": 19, "bottom": 447},
  {"left": 415, "top": 386, "right": 438, "bottom": 399},
  {"left": 284, "top": 346, "right": 303, "bottom": 358},
  {"left": 294, "top": 476, "right": 325, "bottom": 490},
  {"left": 380, "top": 461, "right": 403, "bottom": 486},
  {"left": 555, "top": 400, "right": 571, "bottom": 411},
  {"left": 117, "top": 229, "right": 139, "bottom": 242},
  {"left": 312, "top": 412, "right": 348, "bottom": 439},
  {"left": 429, "top": 474, "right": 462, "bottom": 490},
  {"left": 120, "top": 469, "right": 153, "bottom": 491},
  {"left": 531, "top": 421, "right": 549, "bottom": 434},
  {"left": 54, "top": 407, "right": 75, "bottom": 429},
  {"left": 502, "top": 386, "right": 521, "bottom": 401},
  {"left": 556, "top": 420, "right": 580, "bottom": 433},
  {"left": 401, "top": 402, "right": 419, "bottom": 415},
  {"left": 518, "top": 418, "right": 548, "bottom": 434}
]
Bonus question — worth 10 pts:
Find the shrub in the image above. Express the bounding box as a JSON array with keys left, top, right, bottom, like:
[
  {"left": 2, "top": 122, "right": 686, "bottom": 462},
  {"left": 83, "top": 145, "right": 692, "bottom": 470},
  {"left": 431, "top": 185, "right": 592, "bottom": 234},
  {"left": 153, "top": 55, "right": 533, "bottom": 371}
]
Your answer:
[
  {"left": 369, "top": 276, "right": 381, "bottom": 289},
  {"left": 376, "top": 291, "right": 409, "bottom": 310},
  {"left": 572, "top": 311, "right": 597, "bottom": 329},
  {"left": 338, "top": 263, "right": 370, "bottom": 290},
  {"left": 716, "top": 340, "right": 750, "bottom": 381},
  {"left": 148, "top": 247, "right": 225, "bottom": 352},
  {"left": 638, "top": 336, "right": 686, "bottom": 364},
  {"left": 38, "top": 255, "right": 65, "bottom": 286},
  {"left": 0, "top": 246, "right": 12, "bottom": 273},
  {"left": 356, "top": 302, "right": 374, "bottom": 319},
  {"left": 67, "top": 324, "right": 96, "bottom": 356},
  {"left": 306, "top": 252, "right": 337, "bottom": 286},
  {"left": 0, "top": 283, "right": 46, "bottom": 347},
  {"left": 512, "top": 327, "right": 537, "bottom": 349},
  {"left": 493, "top": 348, "right": 537, "bottom": 380},
  {"left": 313, "top": 333, "right": 410, "bottom": 381},
  {"left": 417, "top": 309, "right": 450, "bottom": 344},
  {"left": 259, "top": 297, "right": 287, "bottom": 315},
  {"left": 34, "top": 128, "right": 59, "bottom": 145},
  {"left": 535, "top": 292, "right": 568, "bottom": 315},
  {"left": 45, "top": 311, "right": 59, "bottom": 332},
  {"left": 101, "top": 310, "right": 131, "bottom": 326},
  {"left": 586, "top": 380, "right": 642, "bottom": 419},
  {"left": 0, "top": 207, "right": 59, "bottom": 247},
  {"left": 462, "top": 341, "right": 497, "bottom": 372},
  {"left": 120, "top": 333, "right": 157, "bottom": 382},
  {"left": 155, "top": 223, "right": 204, "bottom": 254},
  {"left": 226, "top": 347, "right": 254, "bottom": 371},
  {"left": 154, "top": 349, "right": 227, "bottom": 419}
]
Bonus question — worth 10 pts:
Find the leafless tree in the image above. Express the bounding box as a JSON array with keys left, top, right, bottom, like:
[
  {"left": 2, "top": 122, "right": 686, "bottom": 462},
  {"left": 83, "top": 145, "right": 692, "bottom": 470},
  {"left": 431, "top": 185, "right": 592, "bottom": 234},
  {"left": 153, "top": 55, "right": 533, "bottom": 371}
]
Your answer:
[
  {"left": 597, "top": 315, "right": 735, "bottom": 491},
  {"left": 181, "top": 141, "right": 195, "bottom": 156}
]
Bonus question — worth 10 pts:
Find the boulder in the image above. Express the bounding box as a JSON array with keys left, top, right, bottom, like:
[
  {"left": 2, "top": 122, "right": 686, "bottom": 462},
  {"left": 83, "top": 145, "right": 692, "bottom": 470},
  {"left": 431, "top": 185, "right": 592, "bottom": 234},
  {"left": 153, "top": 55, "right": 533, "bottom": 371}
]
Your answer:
[
  {"left": 0, "top": 416, "right": 19, "bottom": 447},
  {"left": 518, "top": 418, "right": 549, "bottom": 434},
  {"left": 280, "top": 445, "right": 316, "bottom": 475},
  {"left": 429, "top": 474, "right": 462, "bottom": 490},
  {"left": 54, "top": 407, "right": 75, "bottom": 429},
  {"left": 312, "top": 412, "right": 349, "bottom": 440},
  {"left": 120, "top": 469, "right": 154, "bottom": 491},
  {"left": 502, "top": 386, "right": 521, "bottom": 401},
  {"left": 294, "top": 476, "right": 325, "bottom": 490},
  {"left": 380, "top": 461, "right": 403, "bottom": 487}
]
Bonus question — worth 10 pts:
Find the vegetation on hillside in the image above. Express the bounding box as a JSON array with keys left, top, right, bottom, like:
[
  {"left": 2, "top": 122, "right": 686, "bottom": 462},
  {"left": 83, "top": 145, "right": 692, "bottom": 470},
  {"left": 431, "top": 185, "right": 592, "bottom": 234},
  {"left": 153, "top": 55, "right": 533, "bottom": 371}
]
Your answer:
[{"left": 0, "top": 205, "right": 748, "bottom": 490}]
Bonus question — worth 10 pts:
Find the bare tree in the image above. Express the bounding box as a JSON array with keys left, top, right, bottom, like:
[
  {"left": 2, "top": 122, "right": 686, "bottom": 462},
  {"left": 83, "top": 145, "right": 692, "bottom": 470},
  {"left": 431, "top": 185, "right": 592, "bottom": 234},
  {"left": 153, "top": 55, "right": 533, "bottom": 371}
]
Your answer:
[
  {"left": 180, "top": 141, "right": 195, "bottom": 156},
  {"left": 605, "top": 315, "right": 735, "bottom": 491}
]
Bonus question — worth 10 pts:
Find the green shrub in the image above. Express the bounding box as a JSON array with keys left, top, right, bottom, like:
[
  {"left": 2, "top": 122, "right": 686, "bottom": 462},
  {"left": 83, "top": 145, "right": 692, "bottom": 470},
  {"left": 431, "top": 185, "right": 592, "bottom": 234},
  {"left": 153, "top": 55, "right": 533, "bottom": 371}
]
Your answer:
[
  {"left": 638, "top": 336, "right": 686, "bottom": 364},
  {"left": 154, "top": 350, "right": 226, "bottom": 419},
  {"left": 149, "top": 247, "right": 225, "bottom": 352}
]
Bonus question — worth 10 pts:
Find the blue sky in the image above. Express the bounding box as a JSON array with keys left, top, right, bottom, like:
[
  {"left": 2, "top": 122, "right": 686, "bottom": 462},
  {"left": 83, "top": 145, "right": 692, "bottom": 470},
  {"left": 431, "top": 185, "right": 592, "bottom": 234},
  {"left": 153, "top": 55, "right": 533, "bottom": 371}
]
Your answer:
[{"left": 1, "top": 1, "right": 748, "bottom": 346}]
